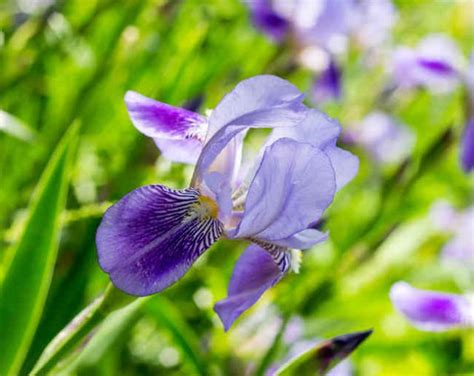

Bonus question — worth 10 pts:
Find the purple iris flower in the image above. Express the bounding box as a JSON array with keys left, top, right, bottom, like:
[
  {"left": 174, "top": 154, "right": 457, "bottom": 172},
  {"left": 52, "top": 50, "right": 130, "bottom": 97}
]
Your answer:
[
  {"left": 390, "top": 282, "right": 474, "bottom": 331},
  {"left": 392, "top": 34, "right": 462, "bottom": 93},
  {"left": 345, "top": 112, "right": 415, "bottom": 165},
  {"left": 351, "top": 0, "right": 396, "bottom": 49},
  {"left": 311, "top": 58, "right": 342, "bottom": 104},
  {"left": 247, "top": 0, "right": 289, "bottom": 42},
  {"left": 96, "top": 75, "right": 358, "bottom": 329},
  {"left": 430, "top": 203, "right": 474, "bottom": 267}
]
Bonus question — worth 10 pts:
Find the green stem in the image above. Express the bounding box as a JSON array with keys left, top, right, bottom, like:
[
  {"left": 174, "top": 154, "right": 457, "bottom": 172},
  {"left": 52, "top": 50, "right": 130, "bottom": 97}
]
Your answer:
[
  {"left": 30, "top": 284, "right": 135, "bottom": 375},
  {"left": 255, "top": 314, "right": 290, "bottom": 376}
]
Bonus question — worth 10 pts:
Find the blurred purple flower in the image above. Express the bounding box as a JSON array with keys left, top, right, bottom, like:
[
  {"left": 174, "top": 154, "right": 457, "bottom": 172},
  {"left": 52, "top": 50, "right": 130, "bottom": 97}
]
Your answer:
[
  {"left": 461, "top": 117, "right": 474, "bottom": 172},
  {"left": 390, "top": 282, "right": 474, "bottom": 331},
  {"left": 392, "top": 34, "right": 463, "bottom": 93},
  {"left": 247, "top": 0, "right": 289, "bottom": 42},
  {"left": 430, "top": 202, "right": 473, "bottom": 266},
  {"left": 345, "top": 111, "right": 415, "bottom": 164},
  {"left": 311, "top": 58, "right": 342, "bottom": 104},
  {"left": 247, "top": 0, "right": 395, "bottom": 52},
  {"left": 96, "top": 75, "right": 358, "bottom": 329},
  {"left": 351, "top": 0, "right": 396, "bottom": 49}
]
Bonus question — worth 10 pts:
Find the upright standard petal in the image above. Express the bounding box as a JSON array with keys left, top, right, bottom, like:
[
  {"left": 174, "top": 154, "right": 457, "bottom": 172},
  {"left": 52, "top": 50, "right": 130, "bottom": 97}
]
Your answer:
[
  {"left": 192, "top": 76, "right": 308, "bottom": 185},
  {"left": 390, "top": 282, "right": 473, "bottom": 331},
  {"left": 265, "top": 110, "right": 358, "bottom": 190},
  {"left": 232, "top": 138, "right": 336, "bottom": 241},
  {"left": 214, "top": 244, "right": 285, "bottom": 330},
  {"left": 96, "top": 185, "right": 223, "bottom": 296}
]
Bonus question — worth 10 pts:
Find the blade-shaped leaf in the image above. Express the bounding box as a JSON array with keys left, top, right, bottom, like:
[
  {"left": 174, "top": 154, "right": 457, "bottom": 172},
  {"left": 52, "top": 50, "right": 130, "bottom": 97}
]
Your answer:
[
  {"left": 145, "top": 296, "right": 208, "bottom": 375},
  {"left": 0, "top": 110, "right": 36, "bottom": 142},
  {"left": 0, "top": 123, "right": 79, "bottom": 375},
  {"left": 58, "top": 298, "right": 148, "bottom": 375},
  {"left": 275, "top": 330, "right": 373, "bottom": 376}
]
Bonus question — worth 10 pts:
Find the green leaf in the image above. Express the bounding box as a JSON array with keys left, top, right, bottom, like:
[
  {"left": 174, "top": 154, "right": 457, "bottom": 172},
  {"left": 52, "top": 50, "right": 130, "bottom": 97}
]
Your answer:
[
  {"left": 0, "top": 110, "right": 36, "bottom": 142},
  {"left": 146, "top": 296, "right": 208, "bottom": 375},
  {"left": 275, "top": 330, "right": 373, "bottom": 376},
  {"left": 58, "top": 298, "right": 148, "bottom": 375},
  {"left": 0, "top": 123, "right": 79, "bottom": 376}
]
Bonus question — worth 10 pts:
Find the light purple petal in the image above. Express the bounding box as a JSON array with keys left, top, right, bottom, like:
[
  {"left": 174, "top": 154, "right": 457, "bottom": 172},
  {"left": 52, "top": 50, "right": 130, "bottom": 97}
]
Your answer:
[
  {"left": 351, "top": 0, "right": 396, "bottom": 48},
  {"left": 311, "top": 60, "right": 342, "bottom": 104},
  {"left": 214, "top": 244, "right": 284, "bottom": 330},
  {"left": 389, "top": 282, "right": 473, "bottom": 331},
  {"left": 282, "top": 0, "right": 354, "bottom": 51},
  {"left": 125, "top": 91, "right": 207, "bottom": 140},
  {"left": 461, "top": 117, "right": 474, "bottom": 173},
  {"left": 270, "top": 229, "right": 328, "bottom": 249},
  {"left": 154, "top": 138, "right": 202, "bottom": 164},
  {"left": 392, "top": 35, "right": 462, "bottom": 93},
  {"left": 350, "top": 111, "right": 415, "bottom": 164},
  {"left": 247, "top": 0, "right": 289, "bottom": 41},
  {"left": 202, "top": 171, "right": 233, "bottom": 222},
  {"left": 265, "top": 110, "right": 358, "bottom": 190},
  {"left": 207, "top": 131, "right": 246, "bottom": 189},
  {"left": 441, "top": 232, "right": 474, "bottom": 267},
  {"left": 96, "top": 185, "right": 223, "bottom": 296},
  {"left": 232, "top": 138, "right": 336, "bottom": 241},
  {"left": 193, "top": 75, "right": 308, "bottom": 185}
]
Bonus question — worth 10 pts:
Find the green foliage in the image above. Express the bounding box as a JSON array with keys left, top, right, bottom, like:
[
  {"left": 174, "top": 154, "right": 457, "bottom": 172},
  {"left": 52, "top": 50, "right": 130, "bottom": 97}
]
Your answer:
[
  {"left": 0, "top": 123, "right": 78, "bottom": 375},
  {"left": 0, "top": 0, "right": 473, "bottom": 375}
]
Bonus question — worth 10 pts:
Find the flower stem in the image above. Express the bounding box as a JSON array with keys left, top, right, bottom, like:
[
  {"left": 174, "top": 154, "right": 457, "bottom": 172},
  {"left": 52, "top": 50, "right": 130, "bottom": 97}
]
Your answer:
[{"left": 30, "top": 284, "right": 135, "bottom": 375}]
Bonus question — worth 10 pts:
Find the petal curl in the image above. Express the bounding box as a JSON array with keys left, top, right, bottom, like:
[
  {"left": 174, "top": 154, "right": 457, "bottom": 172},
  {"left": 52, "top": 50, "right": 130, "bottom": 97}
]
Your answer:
[
  {"left": 389, "top": 282, "right": 473, "bottom": 331},
  {"left": 193, "top": 75, "right": 307, "bottom": 184},
  {"left": 125, "top": 91, "right": 207, "bottom": 139},
  {"left": 266, "top": 110, "right": 358, "bottom": 190},
  {"left": 270, "top": 228, "right": 328, "bottom": 249},
  {"left": 233, "top": 138, "right": 336, "bottom": 241},
  {"left": 214, "top": 244, "right": 285, "bottom": 330},
  {"left": 96, "top": 185, "right": 223, "bottom": 296}
]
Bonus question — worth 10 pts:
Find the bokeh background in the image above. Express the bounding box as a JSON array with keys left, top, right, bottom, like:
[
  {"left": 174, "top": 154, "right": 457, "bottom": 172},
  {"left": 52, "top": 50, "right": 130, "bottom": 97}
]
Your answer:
[{"left": 0, "top": 0, "right": 473, "bottom": 375}]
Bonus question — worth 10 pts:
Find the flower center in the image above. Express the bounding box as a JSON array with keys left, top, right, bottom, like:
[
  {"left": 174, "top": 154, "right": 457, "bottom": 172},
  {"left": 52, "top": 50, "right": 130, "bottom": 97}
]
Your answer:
[{"left": 197, "top": 195, "right": 219, "bottom": 219}]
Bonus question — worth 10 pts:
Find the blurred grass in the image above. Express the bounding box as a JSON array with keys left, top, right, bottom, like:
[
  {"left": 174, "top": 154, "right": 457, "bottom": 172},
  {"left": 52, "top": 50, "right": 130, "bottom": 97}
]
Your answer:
[{"left": 0, "top": 0, "right": 473, "bottom": 375}]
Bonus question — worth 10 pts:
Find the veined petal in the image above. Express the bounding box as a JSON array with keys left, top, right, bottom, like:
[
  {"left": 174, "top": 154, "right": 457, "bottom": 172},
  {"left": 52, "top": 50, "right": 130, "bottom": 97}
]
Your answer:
[
  {"left": 270, "top": 228, "right": 328, "bottom": 249},
  {"left": 265, "top": 110, "right": 358, "bottom": 190},
  {"left": 96, "top": 185, "right": 223, "bottom": 296},
  {"left": 214, "top": 244, "right": 285, "bottom": 330},
  {"left": 232, "top": 138, "right": 336, "bottom": 241},
  {"left": 390, "top": 282, "right": 474, "bottom": 331},
  {"left": 125, "top": 91, "right": 207, "bottom": 141},
  {"left": 192, "top": 75, "right": 308, "bottom": 185}
]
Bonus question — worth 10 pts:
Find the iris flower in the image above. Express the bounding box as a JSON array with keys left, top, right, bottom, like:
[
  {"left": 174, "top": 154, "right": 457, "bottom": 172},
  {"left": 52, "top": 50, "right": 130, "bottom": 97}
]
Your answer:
[
  {"left": 96, "top": 75, "right": 358, "bottom": 329},
  {"left": 344, "top": 111, "right": 415, "bottom": 165},
  {"left": 390, "top": 282, "right": 474, "bottom": 332},
  {"left": 246, "top": 0, "right": 395, "bottom": 105},
  {"left": 392, "top": 34, "right": 463, "bottom": 94}
]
